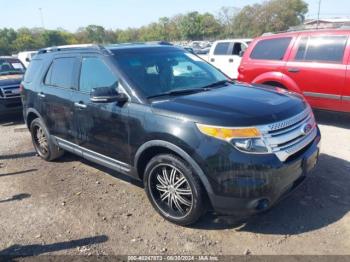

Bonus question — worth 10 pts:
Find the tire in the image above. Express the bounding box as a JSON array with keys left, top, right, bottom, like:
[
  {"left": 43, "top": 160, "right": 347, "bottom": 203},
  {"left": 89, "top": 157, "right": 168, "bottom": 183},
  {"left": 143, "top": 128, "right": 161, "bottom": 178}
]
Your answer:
[
  {"left": 264, "top": 82, "right": 286, "bottom": 89},
  {"left": 144, "top": 154, "right": 206, "bottom": 226},
  {"left": 30, "top": 118, "right": 64, "bottom": 161}
]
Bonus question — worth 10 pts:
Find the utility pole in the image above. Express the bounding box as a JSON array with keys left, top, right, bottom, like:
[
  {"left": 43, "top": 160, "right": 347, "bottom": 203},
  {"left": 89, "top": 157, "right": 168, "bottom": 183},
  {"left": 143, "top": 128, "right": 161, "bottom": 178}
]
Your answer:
[
  {"left": 316, "top": 0, "right": 322, "bottom": 29},
  {"left": 39, "top": 8, "right": 45, "bottom": 29}
]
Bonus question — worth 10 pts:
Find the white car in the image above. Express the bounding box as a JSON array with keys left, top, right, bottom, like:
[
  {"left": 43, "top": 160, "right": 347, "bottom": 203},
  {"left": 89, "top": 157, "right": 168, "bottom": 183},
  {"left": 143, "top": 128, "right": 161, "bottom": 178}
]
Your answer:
[
  {"left": 198, "top": 39, "right": 252, "bottom": 79},
  {"left": 17, "top": 51, "right": 38, "bottom": 68}
]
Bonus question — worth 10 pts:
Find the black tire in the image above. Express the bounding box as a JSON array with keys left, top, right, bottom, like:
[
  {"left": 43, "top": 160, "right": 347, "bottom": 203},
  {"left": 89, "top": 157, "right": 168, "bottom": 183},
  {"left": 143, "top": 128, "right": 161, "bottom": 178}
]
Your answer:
[
  {"left": 144, "top": 154, "right": 206, "bottom": 226},
  {"left": 264, "top": 82, "right": 286, "bottom": 89},
  {"left": 30, "top": 118, "right": 64, "bottom": 161}
]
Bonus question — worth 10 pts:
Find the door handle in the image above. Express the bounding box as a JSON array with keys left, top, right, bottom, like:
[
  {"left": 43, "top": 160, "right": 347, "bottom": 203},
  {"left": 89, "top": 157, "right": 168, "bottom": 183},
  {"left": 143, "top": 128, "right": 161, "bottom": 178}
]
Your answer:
[
  {"left": 229, "top": 58, "right": 234, "bottom": 63},
  {"left": 37, "top": 92, "right": 46, "bottom": 98},
  {"left": 288, "top": 68, "right": 300, "bottom": 73},
  {"left": 74, "top": 102, "right": 87, "bottom": 109},
  {"left": 210, "top": 58, "right": 215, "bottom": 62}
]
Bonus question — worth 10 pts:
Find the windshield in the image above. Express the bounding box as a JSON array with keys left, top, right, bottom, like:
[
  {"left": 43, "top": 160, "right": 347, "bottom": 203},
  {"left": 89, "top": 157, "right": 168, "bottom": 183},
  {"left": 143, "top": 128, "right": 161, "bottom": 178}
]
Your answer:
[
  {"left": 113, "top": 49, "right": 227, "bottom": 98},
  {"left": 0, "top": 58, "right": 25, "bottom": 76}
]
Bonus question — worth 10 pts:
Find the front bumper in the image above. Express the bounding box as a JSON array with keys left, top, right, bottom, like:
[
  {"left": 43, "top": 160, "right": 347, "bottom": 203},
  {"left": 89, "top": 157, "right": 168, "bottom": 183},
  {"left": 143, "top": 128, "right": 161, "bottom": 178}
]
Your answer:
[
  {"left": 0, "top": 97, "right": 22, "bottom": 116},
  {"left": 205, "top": 128, "right": 321, "bottom": 217}
]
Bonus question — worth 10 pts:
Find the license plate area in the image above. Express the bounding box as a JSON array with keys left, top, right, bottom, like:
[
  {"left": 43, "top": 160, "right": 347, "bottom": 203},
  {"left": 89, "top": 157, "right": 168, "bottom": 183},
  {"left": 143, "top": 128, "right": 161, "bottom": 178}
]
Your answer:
[{"left": 302, "top": 148, "right": 319, "bottom": 173}]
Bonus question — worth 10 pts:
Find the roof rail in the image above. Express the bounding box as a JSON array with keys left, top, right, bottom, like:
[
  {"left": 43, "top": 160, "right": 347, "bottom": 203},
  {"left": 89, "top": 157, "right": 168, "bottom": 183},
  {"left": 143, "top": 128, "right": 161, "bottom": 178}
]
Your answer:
[
  {"left": 106, "top": 41, "right": 173, "bottom": 49},
  {"left": 146, "top": 41, "right": 173, "bottom": 46},
  {"left": 262, "top": 25, "right": 350, "bottom": 36},
  {"left": 38, "top": 44, "right": 106, "bottom": 54}
]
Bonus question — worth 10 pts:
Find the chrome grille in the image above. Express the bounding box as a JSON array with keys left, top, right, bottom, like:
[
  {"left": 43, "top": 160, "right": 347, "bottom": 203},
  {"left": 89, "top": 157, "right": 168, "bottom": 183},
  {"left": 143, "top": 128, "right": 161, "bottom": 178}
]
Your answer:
[
  {"left": 258, "top": 107, "right": 317, "bottom": 162},
  {"left": 0, "top": 84, "right": 21, "bottom": 99}
]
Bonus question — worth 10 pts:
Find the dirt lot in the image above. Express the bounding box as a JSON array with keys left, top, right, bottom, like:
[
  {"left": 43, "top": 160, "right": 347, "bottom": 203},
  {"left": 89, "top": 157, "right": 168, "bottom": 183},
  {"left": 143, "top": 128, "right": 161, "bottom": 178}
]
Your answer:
[{"left": 0, "top": 111, "right": 350, "bottom": 257}]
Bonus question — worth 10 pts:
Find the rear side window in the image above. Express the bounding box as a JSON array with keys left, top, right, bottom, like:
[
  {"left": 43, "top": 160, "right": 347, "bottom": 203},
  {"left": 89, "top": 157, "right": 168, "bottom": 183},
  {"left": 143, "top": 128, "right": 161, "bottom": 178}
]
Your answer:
[
  {"left": 23, "top": 59, "right": 43, "bottom": 83},
  {"left": 214, "top": 42, "right": 230, "bottom": 55},
  {"left": 44, "top": 57, "right": 76, "bottom": 89},
  {"left": 250, "top": 37, "right": 292, "bottom": 60},
  {"left": 295, "top": 35, "right": 348, "bottom": 63},
  {"left": 79, "top": 57, "right": 117, "bottom": 93}
]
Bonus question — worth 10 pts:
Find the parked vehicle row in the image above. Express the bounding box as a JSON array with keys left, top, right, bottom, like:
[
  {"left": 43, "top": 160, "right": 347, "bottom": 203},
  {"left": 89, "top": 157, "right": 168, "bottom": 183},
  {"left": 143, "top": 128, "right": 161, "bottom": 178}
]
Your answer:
[
  {"left": 0, "top": 56, "right": 25, "bottom": 116},
  {"left": 21, "top": 43, "right": 320, "bottom": 225},
  {"left": 238, "top": 29, "right": 350, "bottom": 113}
]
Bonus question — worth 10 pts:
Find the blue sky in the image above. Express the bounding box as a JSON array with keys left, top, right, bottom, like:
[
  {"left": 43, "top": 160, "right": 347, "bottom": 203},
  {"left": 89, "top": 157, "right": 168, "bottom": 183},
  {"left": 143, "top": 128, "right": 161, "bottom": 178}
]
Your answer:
[{"left": 1, "top": 0, "right": 349, "bottom": 31}]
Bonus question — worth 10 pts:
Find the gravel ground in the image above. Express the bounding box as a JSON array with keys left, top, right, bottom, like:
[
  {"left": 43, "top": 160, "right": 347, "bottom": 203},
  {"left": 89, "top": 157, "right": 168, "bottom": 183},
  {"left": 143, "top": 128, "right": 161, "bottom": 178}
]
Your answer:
[{"left": 0, "top": 110, "right": 349, "bottom": 256}]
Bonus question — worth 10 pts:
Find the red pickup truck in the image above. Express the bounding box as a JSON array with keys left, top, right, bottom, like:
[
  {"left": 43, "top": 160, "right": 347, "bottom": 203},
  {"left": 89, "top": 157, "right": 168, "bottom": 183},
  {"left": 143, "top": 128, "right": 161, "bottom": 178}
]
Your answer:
[{"left": 238, "top": 29, "right": 350, "bottom": 113}]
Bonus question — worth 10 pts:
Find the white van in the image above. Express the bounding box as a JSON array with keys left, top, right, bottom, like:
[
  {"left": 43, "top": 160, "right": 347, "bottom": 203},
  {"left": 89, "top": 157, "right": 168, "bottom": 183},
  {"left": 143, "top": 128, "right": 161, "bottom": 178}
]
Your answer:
[
  {"left": 17, "top": 51, "right": 38, "bottom": 68},
  {"left": 199, "top": 39, "right": 252, "bottom": 79}
]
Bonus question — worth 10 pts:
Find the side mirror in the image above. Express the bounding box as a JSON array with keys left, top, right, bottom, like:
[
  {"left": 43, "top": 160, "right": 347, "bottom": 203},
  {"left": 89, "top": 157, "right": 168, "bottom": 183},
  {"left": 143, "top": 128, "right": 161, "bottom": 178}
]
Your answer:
[
  {"left": 239, "top": 50, "right": 245, "bottom": 57},
  {"left": 90, "top": 85, "right": 128, "bottom": 104},
  {"left": 25, "top": 58, "right": 31, "bottom": 62}
]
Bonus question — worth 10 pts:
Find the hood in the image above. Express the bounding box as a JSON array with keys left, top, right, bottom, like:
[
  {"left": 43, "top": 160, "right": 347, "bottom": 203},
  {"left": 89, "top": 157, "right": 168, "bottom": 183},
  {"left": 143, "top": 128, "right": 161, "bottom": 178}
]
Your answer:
[
  {"left": 0, "top": 74, "right": 23, "bottom": 86},
  {"left": 151, "top": 83, "right": 308, "bottom": 126}
]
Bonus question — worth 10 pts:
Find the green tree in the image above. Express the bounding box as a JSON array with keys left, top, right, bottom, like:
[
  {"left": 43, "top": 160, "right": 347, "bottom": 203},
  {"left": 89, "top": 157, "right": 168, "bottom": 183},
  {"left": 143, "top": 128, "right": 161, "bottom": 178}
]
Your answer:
[
  {"left": 233, "top": 0, "right": 308, "bottom": 37},
  {"left": 216, "top": 6, "right": 239, "bottom": 38},
  {"left": 0, "top": 28, "right": 17, "bottom": 55}
]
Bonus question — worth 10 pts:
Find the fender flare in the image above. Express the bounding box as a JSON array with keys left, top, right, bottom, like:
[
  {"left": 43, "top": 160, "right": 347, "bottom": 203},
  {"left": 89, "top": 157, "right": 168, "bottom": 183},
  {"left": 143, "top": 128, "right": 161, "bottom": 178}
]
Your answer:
[
  {"left": 134, "top": 140, "right": 214, "bottom": 195},
  {"left": 25, "top": 108, "right": 44, "bottom": 127},
  {"left": 252, "top": 72, "right": 301, "bottom": 93}
]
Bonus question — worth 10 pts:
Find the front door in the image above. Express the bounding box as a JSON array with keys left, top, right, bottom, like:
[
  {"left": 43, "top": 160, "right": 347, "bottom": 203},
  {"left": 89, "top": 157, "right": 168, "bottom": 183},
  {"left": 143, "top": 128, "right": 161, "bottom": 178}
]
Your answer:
[
  {"left": 285, "top": 33, "right": 348, "bottom": 111},
  {"left": 209, "top": 41, "right": 234, "bottom": 78},
  {"left": 74, "top": 56, "right": 130, "bottom": 164}
]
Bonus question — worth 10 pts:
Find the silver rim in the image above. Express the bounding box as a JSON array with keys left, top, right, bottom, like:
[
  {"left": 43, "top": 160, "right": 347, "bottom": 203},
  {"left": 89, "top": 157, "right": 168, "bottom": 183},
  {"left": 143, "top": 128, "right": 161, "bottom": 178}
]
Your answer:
[
  {"left": 34, "top": 126, "right": 48, "bottom": 155},
  {"left": 149, "top": 164, "right": 193, "bottom": 218}
]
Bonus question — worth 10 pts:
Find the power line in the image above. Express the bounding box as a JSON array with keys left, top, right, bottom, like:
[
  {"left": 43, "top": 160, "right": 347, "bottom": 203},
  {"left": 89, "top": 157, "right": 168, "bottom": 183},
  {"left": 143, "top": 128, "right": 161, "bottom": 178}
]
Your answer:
[
  {"left": 316, "top": 0, "right": 322, "bottom": 29},
  {"left": 39, "top": 8, "right": 45, "bottom": 29}
]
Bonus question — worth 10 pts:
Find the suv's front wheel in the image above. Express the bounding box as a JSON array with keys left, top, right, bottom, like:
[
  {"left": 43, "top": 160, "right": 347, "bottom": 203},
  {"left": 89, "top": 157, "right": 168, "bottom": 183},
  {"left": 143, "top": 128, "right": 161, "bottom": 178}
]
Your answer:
[
  {"left": 30, "top": 118, "right": 64, "bottom": 161},
  {"left": 144, "top": 154, "right": 206, "bottom": 226}
]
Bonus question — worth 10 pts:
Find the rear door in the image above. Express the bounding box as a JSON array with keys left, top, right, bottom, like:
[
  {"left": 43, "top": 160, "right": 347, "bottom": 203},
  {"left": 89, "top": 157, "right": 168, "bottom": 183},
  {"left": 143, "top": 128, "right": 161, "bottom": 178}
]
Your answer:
[
  {"left": 239, "top": 36, "right": 295, "bottom": 83},
  {"left": 73, "top": 55, "right": 130, "bottom": 163},
  {"left": 285, "top": 32, "right": 348, "bottom": 111},
  {"left": 40, "top": 56, "right": 80, "bottom": 143}
]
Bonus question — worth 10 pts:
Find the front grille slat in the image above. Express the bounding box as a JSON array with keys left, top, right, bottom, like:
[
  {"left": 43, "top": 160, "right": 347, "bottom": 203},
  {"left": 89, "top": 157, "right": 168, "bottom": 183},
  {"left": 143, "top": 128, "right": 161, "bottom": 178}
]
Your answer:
[
  {"left": 259, "top": 107, "right": 316, "bottom": 162},
  {"left": 0, "top": 85, "right": 21, "bottom": 99}
]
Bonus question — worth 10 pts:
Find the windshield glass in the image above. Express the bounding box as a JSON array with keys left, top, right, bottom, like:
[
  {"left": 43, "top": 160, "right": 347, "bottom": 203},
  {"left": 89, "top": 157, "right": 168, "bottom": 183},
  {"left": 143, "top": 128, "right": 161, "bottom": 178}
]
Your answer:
[
  {"left": 113, "top": 49, "right": 227, "bottom": 98},
  {"left": 0, "top": 58, "right": 25, "bottom": 75}
]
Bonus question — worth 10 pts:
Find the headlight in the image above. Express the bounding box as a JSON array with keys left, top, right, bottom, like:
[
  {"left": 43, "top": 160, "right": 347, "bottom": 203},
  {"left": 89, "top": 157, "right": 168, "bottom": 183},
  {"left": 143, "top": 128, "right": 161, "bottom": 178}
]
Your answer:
[
  {"left": 231, "top": 138, "right": 268, "bottom": 153},
  {"left": 196, "top": 123, "right": 269, "bottom": 153}
]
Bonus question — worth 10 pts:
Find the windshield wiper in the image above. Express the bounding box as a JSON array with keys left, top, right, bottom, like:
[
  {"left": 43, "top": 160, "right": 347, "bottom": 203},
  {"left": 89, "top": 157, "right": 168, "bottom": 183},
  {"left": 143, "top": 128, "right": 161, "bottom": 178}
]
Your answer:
[
  {"left": 148, "top": 88, "right": 209, "bottom": 99},
  {"left": 199, "top": 80, "right": 232, "bottom": 89},
  {"left": 0, "top": 71, "right": 22, "bottom": 75}
]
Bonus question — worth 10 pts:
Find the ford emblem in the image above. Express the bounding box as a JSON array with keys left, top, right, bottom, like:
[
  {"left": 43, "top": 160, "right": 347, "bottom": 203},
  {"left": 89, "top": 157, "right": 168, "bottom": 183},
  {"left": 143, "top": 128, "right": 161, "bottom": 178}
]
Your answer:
[{"left": 301, "top": 123, "right": 312, "bottom": 135}]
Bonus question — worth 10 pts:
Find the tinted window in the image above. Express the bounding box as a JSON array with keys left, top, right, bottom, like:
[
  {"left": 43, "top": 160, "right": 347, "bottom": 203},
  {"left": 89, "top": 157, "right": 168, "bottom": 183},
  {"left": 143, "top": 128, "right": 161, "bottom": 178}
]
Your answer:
[
  {"left": 214, "top": 42, "right": 230, "bottom": 55},
  {"left": 250, "top": 37, "right": 292, "bottom": 60},
  {"left": 45, "top": 57, "right": 76, "bottom": 88},
  {"left": 24, "top": 59, "right": 43, "bottom": 82},
  {"left": 295, "top": 35, "right": 347, "bottom": 63},
  {"left": 79, "top": 57, "right": 118, "bottom": 93}
]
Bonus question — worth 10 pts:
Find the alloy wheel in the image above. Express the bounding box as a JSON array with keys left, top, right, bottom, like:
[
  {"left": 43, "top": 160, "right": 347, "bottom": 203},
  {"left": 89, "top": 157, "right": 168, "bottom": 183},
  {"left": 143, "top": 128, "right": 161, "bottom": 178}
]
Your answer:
[
  {"left": 149, "top": 164, "right": 193, "bottom": 218},
  {"left": 34, "top": 126, "right": 48, "bottom": 156}
]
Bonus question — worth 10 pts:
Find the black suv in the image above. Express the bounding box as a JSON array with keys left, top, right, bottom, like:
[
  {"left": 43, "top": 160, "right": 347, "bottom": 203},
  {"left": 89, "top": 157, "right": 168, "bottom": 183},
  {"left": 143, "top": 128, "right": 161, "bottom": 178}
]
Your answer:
[
  {"left": 0, "top": 57, "right": 26, "bottom": 116},
  {"left": 22, "top": 44, "right": 321, "bottom": 225}
]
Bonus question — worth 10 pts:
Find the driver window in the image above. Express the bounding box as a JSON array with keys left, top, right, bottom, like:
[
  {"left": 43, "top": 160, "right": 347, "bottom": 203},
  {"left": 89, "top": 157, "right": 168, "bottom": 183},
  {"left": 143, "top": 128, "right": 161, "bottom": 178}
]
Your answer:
[{"left": 79, "top": 57, "right": 118, "bottom": 93}]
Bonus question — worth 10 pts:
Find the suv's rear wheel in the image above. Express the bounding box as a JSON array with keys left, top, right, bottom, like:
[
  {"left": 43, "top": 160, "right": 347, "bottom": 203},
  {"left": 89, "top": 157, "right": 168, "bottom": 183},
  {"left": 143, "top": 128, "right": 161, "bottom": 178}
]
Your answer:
[
  {"left": 30, "top": 118, "right": 64, "bottom": 161},
  {"left": 144, "top": 154, "right": 206, "bottom": 226}
]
